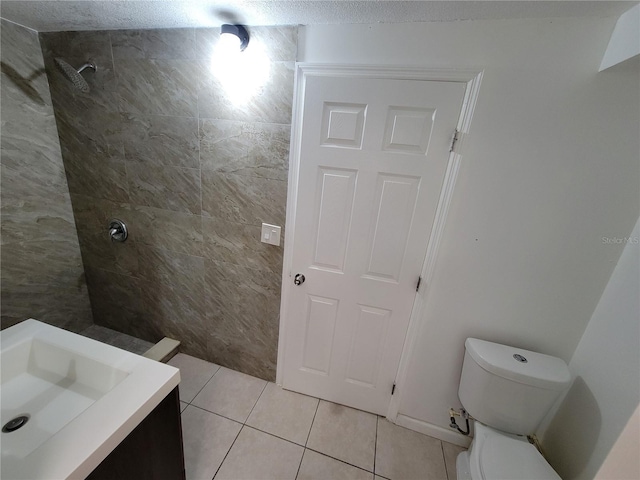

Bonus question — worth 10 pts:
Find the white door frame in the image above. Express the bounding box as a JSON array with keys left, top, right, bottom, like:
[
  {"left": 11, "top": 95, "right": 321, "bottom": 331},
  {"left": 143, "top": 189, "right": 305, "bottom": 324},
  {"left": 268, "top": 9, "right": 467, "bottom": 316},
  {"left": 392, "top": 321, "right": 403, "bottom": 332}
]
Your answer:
[{"left": 277, "top": 64, "right": 484, "bottom": 422}]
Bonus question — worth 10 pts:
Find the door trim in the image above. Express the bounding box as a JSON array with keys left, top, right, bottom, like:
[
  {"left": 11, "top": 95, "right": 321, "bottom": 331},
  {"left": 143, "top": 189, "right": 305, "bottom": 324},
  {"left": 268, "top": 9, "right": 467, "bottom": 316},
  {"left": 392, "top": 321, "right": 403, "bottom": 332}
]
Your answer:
[{"left": 277, "top": 65, "right": 484, "bottom": 418}]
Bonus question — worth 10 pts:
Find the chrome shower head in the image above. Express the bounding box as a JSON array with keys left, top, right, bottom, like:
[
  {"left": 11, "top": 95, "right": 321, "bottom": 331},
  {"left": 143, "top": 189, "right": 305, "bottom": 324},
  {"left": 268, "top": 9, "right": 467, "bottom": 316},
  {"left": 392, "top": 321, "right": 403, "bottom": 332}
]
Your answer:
[{"left": 54, "top": 58, "right": 97, "bottom": 93}]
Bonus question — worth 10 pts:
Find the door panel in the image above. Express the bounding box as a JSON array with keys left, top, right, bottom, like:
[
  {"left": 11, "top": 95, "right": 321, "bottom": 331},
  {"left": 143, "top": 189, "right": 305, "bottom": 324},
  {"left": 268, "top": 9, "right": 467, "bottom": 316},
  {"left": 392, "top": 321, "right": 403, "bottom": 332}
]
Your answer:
[
  {"left": 301, "top": 295, "right": 339, "bottom": 375},
  {"left": 365, "top": 174, "right": 420, "bottom": 282},
  {"left": 283, "top": 73, "right": 466, "bottom": 414},
  {"left": 383, "top": 107, "right": 435, "bottom": 154},
  {"left": 312, "top": 168, "right": 357, "bottom": 272},
  {"left": 321, "top": 103, "right": 367, "bottom": 148},
  {"left": 345, "top": 304, "right": 391, "bottom": 387}
]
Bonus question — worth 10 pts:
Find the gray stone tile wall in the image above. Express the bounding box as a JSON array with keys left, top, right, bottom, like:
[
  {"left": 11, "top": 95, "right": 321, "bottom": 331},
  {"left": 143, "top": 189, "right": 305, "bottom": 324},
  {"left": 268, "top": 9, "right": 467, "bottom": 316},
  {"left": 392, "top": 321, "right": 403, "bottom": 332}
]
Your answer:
[
  {"left": 1, "top": 18, "right": 93, "bottom": 332},
  {"left": 39, "top": 26, "right": 296, "bottom": 380}
]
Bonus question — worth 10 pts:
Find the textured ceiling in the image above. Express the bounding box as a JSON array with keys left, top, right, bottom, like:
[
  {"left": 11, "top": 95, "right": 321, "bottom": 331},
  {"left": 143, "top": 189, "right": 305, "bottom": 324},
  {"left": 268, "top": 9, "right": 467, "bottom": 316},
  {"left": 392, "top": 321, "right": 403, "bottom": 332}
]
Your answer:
[{"left": 0, "top": 1, "right": 635, "bottom": 32}]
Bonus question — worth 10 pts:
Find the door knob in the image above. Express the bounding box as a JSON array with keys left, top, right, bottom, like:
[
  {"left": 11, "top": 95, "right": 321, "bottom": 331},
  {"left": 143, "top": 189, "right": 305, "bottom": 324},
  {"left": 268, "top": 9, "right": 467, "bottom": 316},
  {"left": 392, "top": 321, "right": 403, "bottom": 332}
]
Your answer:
[{"left": 294, "top": 274, "right": 305, "bottom": 286}]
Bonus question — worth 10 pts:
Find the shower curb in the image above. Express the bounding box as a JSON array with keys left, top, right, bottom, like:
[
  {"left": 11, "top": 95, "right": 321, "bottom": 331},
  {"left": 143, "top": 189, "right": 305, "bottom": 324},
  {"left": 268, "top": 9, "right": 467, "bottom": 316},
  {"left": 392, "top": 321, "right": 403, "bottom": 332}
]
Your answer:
[{"left": 144, "top": 337, "right": 180, "bottom": 363}]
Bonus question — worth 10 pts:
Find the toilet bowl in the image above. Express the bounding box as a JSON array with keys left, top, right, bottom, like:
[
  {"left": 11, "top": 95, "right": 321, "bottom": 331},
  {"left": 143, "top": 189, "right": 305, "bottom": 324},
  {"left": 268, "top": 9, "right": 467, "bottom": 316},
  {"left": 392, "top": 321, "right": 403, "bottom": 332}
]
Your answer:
[
  {"left": 456, "top": 423, "right": 560, "bottom": 480},
  {"left": 455, "top": 338, "right": 570, "bottom": 480}
]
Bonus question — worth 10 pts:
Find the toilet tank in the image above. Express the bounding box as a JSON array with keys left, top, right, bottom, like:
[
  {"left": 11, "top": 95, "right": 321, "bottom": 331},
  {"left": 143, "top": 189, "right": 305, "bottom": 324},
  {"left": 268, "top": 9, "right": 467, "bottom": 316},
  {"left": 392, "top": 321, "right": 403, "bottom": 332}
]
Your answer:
[{"left": 458, "top": 338, "right": 571, "bottom": 435}]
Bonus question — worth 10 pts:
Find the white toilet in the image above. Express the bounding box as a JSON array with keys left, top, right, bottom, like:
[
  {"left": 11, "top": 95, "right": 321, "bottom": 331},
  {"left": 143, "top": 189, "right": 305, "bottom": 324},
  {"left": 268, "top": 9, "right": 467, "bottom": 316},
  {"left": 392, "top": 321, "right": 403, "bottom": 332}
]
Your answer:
[{"left": 456, "top": 338, "right": 571, "bottom": 480}]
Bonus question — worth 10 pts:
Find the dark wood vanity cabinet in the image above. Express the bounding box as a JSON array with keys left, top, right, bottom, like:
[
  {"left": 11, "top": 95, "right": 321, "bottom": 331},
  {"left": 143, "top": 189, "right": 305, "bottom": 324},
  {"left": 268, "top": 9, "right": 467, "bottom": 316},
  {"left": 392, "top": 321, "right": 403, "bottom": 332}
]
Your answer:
[{"left": 86, "top": 387, "right": 185, "bottom": 480}]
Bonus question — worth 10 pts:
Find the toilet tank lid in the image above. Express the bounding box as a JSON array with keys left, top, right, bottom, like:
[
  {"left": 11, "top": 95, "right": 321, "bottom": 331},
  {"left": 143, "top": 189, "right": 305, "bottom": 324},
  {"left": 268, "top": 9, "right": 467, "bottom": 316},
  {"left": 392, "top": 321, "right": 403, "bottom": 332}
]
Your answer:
[{"left": 465, "top": 338, "right": 571, "bottom": 391}]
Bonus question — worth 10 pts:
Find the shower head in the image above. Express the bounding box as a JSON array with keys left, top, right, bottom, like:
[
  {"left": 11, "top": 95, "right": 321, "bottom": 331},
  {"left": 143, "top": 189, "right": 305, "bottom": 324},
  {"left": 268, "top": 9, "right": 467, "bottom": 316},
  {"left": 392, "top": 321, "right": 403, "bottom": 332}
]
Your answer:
[{"left": 54, "top": 58, "right": 97, "bottom": 93}]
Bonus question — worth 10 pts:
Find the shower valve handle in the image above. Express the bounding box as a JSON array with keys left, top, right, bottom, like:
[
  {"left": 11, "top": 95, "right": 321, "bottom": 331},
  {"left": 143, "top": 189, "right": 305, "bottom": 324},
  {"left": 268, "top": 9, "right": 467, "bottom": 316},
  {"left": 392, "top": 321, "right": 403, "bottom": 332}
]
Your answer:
[{"left": 108, "top": 219, "right": 128, "bottom": 242}]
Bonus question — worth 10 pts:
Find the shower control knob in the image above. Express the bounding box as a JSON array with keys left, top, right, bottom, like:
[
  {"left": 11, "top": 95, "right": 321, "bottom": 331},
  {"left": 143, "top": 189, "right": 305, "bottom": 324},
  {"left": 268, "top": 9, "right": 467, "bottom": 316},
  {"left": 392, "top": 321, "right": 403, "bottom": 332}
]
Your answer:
[
  {"left": 294, "top": 274, "right": 305, "bottom": 286},
  {"left": 108, "top": 219, "right": 128, "bottom": 242}
]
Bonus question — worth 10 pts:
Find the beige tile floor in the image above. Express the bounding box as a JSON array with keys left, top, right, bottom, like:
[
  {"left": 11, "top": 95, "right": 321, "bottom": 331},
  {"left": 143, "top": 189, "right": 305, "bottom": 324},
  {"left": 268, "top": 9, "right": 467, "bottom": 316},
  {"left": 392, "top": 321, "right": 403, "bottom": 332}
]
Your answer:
[{"left": 168, "top": 353, "right": 466, "bottom": 480}]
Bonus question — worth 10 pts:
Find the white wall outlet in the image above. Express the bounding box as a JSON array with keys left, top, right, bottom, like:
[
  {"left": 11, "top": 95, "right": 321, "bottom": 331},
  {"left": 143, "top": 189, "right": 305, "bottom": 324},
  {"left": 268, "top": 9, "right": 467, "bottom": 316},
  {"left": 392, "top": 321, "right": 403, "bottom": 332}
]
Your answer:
[{"left": 261, "top": 223, "right": 281, "bottom": 246}]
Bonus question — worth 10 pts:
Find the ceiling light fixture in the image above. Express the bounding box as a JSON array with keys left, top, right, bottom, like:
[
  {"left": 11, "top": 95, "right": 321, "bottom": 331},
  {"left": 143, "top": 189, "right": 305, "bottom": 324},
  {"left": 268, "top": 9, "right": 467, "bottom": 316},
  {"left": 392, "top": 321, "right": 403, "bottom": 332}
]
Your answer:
[
  {"left": 220, "top": 24, "right": 249, "bottom": 51},
  {"left": 211, "top": 22, "right": 268, "bottom": 105}
]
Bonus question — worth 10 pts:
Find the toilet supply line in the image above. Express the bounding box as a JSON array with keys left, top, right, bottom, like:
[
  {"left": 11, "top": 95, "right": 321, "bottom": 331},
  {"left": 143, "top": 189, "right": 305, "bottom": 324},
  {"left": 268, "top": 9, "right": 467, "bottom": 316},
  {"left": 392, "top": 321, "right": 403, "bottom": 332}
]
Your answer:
[{"left": 449, "top": 407, "right": 472, "bottom": 435}]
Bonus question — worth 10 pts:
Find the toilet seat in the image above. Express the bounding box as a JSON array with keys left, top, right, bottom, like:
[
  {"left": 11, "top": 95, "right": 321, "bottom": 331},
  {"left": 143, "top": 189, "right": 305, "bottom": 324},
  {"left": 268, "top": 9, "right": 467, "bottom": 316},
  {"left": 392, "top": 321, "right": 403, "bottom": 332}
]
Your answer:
[{"left": 470, "top": 424, "right": 561, "bottom": 480}]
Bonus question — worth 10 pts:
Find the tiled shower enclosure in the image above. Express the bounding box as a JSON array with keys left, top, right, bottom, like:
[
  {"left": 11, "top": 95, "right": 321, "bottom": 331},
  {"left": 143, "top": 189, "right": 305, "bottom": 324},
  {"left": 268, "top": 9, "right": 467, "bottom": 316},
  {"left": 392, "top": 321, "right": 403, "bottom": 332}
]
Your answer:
[
  {"left": 39, "top": 26, "right": 297, "bottom": 380},
  {"left": 1, "top": 18, "right": 93, "bottom": 333}
]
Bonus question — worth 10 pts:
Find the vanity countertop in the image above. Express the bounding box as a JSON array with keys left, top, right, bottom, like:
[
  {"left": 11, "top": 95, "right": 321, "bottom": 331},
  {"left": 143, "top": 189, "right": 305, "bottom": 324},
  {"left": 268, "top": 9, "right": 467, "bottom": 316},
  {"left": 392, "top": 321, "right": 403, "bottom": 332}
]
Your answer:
[{"left": 1, "top": 319, "right": 180, "bottom": 480}]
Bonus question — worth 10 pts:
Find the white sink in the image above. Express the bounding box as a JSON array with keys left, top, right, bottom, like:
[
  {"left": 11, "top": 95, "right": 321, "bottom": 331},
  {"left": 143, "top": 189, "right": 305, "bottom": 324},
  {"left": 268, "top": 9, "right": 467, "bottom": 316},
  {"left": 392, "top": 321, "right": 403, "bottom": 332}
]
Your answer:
[{"left": 1, "top": 319, "right": 180, "bottom": 479}]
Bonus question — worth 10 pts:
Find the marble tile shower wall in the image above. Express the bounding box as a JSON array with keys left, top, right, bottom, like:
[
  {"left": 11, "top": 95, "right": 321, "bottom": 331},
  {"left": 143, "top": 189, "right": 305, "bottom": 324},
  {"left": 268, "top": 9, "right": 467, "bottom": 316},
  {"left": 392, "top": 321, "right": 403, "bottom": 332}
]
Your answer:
[
  {"left": 1, "top": 19, "right": 93, "bottom": 332},
  {"left": 39, "top": 27, "right": 297, "bottom": 380}
]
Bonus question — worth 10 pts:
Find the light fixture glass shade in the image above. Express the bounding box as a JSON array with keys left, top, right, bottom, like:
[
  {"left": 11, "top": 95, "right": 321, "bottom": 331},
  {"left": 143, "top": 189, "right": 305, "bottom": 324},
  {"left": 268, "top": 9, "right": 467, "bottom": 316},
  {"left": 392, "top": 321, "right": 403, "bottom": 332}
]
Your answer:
[
  {"left": 210, "top": 24, "right": 270, "bottom": 105},
  {"left": 219, "top": 31, "right": 241, "bottom": 51},
  {"left": 220, "top": 24, "right": 249, "bottom": 51}
]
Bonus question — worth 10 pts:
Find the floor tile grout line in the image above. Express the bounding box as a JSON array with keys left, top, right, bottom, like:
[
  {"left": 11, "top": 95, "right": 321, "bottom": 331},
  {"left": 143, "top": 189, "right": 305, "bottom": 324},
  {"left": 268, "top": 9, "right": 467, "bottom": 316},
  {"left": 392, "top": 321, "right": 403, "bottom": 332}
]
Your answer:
[
  {"left": 186, "top": 388, "right": 315, "bottom": 446},
  {"left": 188, "top": 395, "right": 363, "bottom": 455},
  {"left": 243, "top": 380, "right": 269, "bottom": 425},
  {"left": 187, "top": 364, "right": 222, "bottom": 404},
  {"left": 186, "top": 403, "right": 243, "bottom": 426},
  {"left": 211, "top": 423, "right": 309, "bottom": 480},
  {"left": 210, "top": 423, "right": 244, "bottom": 480},
  {"left": 187, "top": 379, "right": 268, "bottom": 425},
  {"left": 441, "top": 441, "right": 449, "bottom": 480},
  {"left": 242, "top": 424, "right": 307, "bottom": 448},
  {"left": 304, "top": 447, "right": 377, "bottom": 476},
  {"left": 294, "top": 448, "right": 305, "bottom": 480},
  {"left": 304, "top": 399, "right": 320, "bottom": 447},
  {"left": 374, "top": 415, "right": 379, "bottom": 476}
]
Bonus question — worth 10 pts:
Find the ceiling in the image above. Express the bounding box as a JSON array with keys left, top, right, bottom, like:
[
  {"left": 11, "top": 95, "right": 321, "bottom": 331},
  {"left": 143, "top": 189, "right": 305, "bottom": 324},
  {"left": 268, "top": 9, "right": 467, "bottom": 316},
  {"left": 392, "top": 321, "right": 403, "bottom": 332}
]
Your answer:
[{"left": 0, "top": 1, "right": 635, "bottom": 32}]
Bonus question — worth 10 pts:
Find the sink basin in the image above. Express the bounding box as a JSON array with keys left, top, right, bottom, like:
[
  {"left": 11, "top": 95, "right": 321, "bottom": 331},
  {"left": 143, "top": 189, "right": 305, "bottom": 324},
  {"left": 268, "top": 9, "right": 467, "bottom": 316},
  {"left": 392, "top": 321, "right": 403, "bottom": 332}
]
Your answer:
[
  {"left": 1, "top": 320, "right": 180, "bottom": 479},
  {"left": 2, "top": 337, "right": 129, "bottom": 460}
]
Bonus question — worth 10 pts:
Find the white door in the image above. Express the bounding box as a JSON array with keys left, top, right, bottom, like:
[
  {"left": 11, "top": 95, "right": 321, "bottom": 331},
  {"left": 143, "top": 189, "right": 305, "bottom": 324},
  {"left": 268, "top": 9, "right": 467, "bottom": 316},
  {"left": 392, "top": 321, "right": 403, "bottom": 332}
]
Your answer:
[{"left": 281, "top": 72, "right": 466, "bottom": 415}]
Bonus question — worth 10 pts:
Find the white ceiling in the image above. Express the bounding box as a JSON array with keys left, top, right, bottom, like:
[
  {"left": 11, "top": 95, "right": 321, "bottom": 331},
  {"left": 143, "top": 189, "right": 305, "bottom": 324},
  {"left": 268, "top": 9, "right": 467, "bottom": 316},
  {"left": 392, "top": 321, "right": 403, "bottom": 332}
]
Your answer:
[{"left": 0, "top": 1, "right": 635, "bottom": 32}]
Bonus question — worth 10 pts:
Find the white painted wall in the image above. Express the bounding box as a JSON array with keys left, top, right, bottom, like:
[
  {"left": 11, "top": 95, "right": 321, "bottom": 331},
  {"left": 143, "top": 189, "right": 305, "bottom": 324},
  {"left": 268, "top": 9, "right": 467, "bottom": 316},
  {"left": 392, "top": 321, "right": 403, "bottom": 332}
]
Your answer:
[
  {"left": 595, "top": 404, "right": 640, "bottom": 480},
  {"left": 541, "top": 216, "right": 640, "bottom": 480},
  {"left": 300, "top": 16, "right": 640, "bottom": 438}
]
